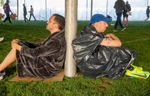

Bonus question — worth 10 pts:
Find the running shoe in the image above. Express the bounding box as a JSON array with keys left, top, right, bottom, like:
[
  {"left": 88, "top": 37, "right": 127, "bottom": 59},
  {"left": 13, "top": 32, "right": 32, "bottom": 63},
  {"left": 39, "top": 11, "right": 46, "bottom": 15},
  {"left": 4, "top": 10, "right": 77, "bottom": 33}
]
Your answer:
[
  {"left": 113, "top": 29, "right": 117, "bottom": 32},
  {"left": 121, "top": 27, "right": 126, "bottom": 31},
  {"left": 131, "top": 64, "right": 143, "bottom": 71},
  {"left": 0, "top": 70, "right": 6, "bottom": 80},
  {"left": 0, "top": 37, "right": 4, "bottom": 42},
  {"left": 125, "top": 68, "right": 149, "bottom": 79}
]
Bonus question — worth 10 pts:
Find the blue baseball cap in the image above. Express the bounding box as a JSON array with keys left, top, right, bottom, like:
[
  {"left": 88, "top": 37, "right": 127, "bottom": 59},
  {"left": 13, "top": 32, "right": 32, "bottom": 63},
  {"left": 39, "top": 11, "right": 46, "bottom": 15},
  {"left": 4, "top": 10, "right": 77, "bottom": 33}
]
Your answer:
[{"left": 90, "top": 14, "right": 112, "bottom": 24}]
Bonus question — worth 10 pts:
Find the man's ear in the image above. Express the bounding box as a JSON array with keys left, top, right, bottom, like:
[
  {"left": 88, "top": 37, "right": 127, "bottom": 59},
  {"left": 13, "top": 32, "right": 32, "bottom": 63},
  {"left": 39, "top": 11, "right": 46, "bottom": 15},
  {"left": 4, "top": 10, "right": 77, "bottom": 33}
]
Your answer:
[
  {"left": 55, "top": 23, "right": 60, "bottom": 29},
  {"left": 55, "top": 23, "right": 59, "bottom": 29}
]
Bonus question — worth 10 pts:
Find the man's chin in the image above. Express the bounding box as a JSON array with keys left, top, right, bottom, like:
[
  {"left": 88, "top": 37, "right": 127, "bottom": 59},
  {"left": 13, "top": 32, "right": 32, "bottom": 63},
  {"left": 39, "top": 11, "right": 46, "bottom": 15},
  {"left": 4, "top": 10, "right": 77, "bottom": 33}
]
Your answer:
[{"left": 46, "top": 27, "right": 48, "bottom": 30}]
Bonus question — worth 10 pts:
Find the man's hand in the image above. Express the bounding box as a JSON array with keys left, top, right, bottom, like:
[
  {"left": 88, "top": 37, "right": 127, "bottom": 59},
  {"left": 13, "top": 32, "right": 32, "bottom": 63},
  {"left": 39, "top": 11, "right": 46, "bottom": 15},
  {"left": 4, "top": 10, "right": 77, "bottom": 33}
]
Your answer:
[
  {"left": 126, "top": 12, "right": 131, "bottom": 16},
  {"left": 100, "top": 33, "right": 122, "bottom": 47},
  {"left": 11, "top": 39, "right": 22, "bottom": 51}
]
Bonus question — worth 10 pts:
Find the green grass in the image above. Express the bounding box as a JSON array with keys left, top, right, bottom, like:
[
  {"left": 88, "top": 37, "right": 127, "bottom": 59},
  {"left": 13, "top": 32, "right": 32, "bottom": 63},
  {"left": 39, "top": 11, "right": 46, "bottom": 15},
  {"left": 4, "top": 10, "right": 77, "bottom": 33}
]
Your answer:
[{"left": 0, "top": 20, "right": 150, "bottom": 96}]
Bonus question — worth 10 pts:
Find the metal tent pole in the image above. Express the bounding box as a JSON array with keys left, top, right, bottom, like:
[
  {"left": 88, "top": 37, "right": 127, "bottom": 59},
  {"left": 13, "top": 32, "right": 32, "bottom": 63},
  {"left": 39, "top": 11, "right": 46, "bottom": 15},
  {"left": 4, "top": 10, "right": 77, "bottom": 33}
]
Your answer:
[
  {"left": 45, "top": 0, "right": 47, "bottom": 20},
  {"left": 17, "top": 0, "right": 19, "bottom": 20},
  {"left": 86, "top": 0, "right": 88, "bottom": 20},
  {"left": 90, "top": 0, "right": 93, "bottom": 18},
  {"left": 106, "top": 0, "right": 108, "bottom": 15},
  {"left": 65, "top": 0, "right": 77, "bottom": 77}
]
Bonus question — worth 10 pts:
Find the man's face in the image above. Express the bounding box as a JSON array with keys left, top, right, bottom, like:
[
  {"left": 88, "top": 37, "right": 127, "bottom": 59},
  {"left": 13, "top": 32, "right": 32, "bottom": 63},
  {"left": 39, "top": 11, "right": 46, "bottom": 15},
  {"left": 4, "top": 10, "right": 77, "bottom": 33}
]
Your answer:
[
  {"left": 46, "top": 16, "right": 56, "bottom": 32},
  {"left": 95, "top": 21, "right": 108, "bottom": 32}
]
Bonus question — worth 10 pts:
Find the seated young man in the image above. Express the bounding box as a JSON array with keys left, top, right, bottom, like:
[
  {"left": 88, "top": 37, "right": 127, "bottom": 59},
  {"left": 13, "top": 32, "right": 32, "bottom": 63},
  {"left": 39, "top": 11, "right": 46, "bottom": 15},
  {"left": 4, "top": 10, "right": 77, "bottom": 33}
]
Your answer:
[
  {"left": 0, "top": 14, "right": 66, "bottom": 80},
  {"left": 72, "top": 14, "right": 137, "bottom": 79}
]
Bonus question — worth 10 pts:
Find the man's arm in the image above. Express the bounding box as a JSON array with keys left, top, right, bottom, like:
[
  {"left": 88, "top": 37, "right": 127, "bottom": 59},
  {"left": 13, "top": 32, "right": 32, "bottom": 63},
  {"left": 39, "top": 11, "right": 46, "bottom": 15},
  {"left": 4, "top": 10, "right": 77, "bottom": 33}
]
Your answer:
[
  {"left": 100, "top": 33, "right": 122, "bottom": 47},
  {"left": 11, "top": 39, "right": 22, "bottom": 51},
  {"left": 114, "top": 2, "right": 116, "bottom": 9},
  {"left": 122, "top": 1, "right": 129, "bottom": 12},
  {"left": 19, "top": 39, "right": 61, "bottom": 59}
]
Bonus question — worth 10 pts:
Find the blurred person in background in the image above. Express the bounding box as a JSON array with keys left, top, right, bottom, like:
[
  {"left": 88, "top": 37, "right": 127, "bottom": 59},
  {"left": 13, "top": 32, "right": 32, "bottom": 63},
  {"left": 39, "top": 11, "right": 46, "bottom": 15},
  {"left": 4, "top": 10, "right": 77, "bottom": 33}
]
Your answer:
[
  {"left": 122, "top": 1, "right": 131, "bottom": 27},
  {"left": 113, "top": 0, "right": 130, "bottom": 32},
  {"left": 1, "top": 0, "right": 12, "bottom": 24},
  {"left": 145, "top": 6, "right": 150, "bottom": 22},
  {"left": 23, "top": 4, "right": 28, "bottom": 22},
  {"left": 28, "top": 5, "right": 36, "bottom": 21}
]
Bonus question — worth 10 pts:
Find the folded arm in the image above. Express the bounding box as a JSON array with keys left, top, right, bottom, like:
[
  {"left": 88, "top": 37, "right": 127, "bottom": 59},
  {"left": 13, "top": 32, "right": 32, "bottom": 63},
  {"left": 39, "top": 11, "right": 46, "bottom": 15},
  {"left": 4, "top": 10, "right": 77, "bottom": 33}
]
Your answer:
[{"left": 100, "top": 33, "right": 122, "bottom": 47}]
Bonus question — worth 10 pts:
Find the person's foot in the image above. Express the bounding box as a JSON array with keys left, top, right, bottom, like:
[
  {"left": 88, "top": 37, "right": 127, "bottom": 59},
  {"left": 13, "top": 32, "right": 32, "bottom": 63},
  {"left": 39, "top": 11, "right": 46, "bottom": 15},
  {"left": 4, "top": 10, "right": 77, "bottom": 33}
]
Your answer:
[
  {"left": 121, "top": 27, "right": 126, "bottom": 31},
  {"left": 113, "top": 29, "right": 117, "bottom": 32},
  {"left": 125, "top": 67, "right": 149, "bottom": 79},
  {"left": 0, "top": 70, "right": 6, "bottom": 80},
  {"left": 111, "top": 23, "right": 114, "bottom": 26},
  {"left": 1, "top": 22, "right": 4, "bottom": 25},
  {"left": 0, "top": 37, "right": 4, "bottom": 42}
]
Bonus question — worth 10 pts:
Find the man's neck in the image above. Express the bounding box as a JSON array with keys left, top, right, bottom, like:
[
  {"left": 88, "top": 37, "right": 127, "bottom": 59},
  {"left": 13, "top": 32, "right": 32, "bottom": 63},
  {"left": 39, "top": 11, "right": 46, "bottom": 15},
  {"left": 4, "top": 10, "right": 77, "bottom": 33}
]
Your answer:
[{"left": 51, "top": 29, "right": 61, "bottom": 34}]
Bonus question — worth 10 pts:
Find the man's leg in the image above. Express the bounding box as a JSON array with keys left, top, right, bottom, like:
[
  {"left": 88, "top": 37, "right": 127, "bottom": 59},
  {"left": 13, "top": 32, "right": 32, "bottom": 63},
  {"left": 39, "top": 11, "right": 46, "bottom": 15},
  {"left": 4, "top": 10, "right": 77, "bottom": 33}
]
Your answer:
[
  {"left": 145, "top": 14, "right": 149, "bottom": 21},
  {"left": 126, "top": 17, "right": 128, "bottom": 26},
  {"left": 29, "top": 14, "right": 31, "bottom": 21},
  {"left": 3, "top": 14, "right": 9, "bottom": 23},
  {"left": 117, "top": 13, "right": 123, "bottom": 28},
  {"left": 114, "top": 13, "right": 120, "bottom": 30},
  {"left": 8, "top": 15, "right": 12, "bottom": 24},
  {"left": 122, "top": 17, "right": 125, "bottom": 26},
  {"left": 25, "top": 15, "right": 28, "bottom": 21},
  {"left": 0, "top": 48, "right": 16, "bottom": 71},
  {"left": 24, "top": 15, "right": 26, "bottom": 22},
  {"left": 33, "top": 15, "right": 36, "bottom": 21},
  {"left": 25, "top": 14, "right": 28, "bottom": 21}
]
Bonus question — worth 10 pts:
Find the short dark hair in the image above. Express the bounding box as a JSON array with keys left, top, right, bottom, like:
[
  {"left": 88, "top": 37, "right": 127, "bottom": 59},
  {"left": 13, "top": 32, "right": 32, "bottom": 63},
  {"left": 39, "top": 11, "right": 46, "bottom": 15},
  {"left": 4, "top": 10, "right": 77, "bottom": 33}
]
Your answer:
[{"left": 52, "top": 14, "right": 65, "bottom": 30}]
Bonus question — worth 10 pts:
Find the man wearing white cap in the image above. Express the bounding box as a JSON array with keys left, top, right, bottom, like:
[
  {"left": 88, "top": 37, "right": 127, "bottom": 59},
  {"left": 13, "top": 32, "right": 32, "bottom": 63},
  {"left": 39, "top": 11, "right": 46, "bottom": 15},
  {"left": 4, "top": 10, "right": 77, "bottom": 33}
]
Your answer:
[{"left": 72, "top": 14, "right": 137, "bottom": 79}]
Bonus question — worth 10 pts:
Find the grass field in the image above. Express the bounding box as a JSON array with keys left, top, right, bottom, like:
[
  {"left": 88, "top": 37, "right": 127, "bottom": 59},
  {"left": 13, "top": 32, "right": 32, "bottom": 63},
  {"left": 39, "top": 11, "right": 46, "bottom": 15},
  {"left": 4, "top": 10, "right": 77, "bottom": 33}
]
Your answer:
[{"left": 0, "top": 20, "right": 150, "bottom": 96}]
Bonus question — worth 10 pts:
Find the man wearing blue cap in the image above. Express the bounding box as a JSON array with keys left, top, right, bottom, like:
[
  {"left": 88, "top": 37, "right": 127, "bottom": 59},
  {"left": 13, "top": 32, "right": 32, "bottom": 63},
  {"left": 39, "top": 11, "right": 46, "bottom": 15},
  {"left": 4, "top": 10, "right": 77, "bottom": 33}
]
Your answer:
[{"left": 72, "top": 14, "right": 137, "bottom": 79}]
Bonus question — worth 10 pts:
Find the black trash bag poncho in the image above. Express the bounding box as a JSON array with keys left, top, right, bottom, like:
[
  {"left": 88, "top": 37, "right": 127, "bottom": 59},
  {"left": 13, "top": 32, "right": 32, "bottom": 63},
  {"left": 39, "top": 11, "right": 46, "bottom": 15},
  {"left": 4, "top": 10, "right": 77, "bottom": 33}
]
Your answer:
[{"left": 72, "top": 25, "right": 137, "bottom": 79}]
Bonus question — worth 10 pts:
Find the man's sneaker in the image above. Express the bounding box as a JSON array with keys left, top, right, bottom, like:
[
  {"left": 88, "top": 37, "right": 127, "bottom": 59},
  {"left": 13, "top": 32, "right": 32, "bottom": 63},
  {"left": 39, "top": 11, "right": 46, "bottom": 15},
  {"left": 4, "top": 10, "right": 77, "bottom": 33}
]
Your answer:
[
  {"left": 0, "top": 70, "right": 6, "bottom": 80},
  {"left": 111, "top": 23, "right": 114, "bottom": 26},
  {"left": 113, "top": 29, "right": 117, "bottom": 32},
  {"left": 125, "top": 67, "right": 149, "bottom": 79},
  {"left": 131, "top": 64, "right": 143, "bottom": 71},
  {"left": 0, "top": 37, "right": 4, "bottom": 42},
  {"left": 121, "top": 27, "right": 126, "bottom": 31}
]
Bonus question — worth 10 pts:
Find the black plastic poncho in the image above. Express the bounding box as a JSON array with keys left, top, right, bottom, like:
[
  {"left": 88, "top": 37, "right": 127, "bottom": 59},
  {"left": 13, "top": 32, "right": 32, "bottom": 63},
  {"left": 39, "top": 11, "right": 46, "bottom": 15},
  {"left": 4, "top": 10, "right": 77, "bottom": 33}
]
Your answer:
[
  {"left": 72, "top": 25, "right": 137, "bottom": 79},
  {"left": 16, "top": 30, "right": 66, "bottom": 78}
]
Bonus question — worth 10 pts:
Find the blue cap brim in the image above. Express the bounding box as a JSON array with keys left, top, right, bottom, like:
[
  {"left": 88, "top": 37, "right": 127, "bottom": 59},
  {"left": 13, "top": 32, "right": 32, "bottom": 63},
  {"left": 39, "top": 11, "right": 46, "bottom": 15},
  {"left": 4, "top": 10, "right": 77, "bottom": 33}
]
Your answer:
[
  {"left": 104, "top": 17, "right": 112, "bottom": 23},
  {"left": 90, "top": 14, "right": 112, "bottom": 24}
]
